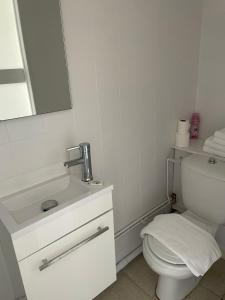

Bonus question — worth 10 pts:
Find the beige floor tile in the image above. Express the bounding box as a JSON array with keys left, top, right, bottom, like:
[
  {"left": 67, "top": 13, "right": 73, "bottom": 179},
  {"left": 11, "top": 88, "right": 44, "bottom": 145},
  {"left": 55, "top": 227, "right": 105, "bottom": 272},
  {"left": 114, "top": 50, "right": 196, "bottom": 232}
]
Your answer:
[
  {"left": 185, "top": 286, "right": 220, "bottom": 300},
  {"left": 200, "top": 258, "right": 225, "bottom": 297},
  {"left": 122, "top": 254, "right": 158, "bottom": 297},
  {"left": 95, "top": 273, "right": 151, "bottom": 300}
]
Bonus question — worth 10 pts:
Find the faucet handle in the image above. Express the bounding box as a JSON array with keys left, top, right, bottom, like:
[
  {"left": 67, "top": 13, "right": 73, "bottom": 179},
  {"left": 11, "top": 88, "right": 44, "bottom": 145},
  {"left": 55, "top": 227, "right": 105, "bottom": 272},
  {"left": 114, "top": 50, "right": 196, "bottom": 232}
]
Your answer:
[{"left": 66, "top": 145, "right": 80, "bottom": 152}]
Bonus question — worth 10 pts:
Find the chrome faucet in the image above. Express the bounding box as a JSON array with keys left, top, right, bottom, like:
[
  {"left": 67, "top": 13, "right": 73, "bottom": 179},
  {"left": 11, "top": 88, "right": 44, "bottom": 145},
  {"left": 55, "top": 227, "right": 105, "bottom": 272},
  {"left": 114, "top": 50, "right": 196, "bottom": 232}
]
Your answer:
[{"left": 64, "top": 142, "right": 93, "bottom": 182}]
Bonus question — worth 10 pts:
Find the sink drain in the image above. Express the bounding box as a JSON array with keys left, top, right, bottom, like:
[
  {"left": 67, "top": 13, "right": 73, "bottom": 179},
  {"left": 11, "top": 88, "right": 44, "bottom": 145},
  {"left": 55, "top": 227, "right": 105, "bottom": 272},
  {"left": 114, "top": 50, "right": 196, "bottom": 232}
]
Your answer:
[{"left": 41, "top": 200, "right": 58, "bottom": 212}]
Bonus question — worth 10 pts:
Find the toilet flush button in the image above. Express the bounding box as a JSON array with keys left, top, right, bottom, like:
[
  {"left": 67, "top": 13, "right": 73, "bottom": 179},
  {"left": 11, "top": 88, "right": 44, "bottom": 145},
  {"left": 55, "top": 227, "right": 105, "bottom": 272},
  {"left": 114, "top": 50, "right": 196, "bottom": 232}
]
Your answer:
[{"left": 208, "top": 157, "right": 217, "bottom": 164}]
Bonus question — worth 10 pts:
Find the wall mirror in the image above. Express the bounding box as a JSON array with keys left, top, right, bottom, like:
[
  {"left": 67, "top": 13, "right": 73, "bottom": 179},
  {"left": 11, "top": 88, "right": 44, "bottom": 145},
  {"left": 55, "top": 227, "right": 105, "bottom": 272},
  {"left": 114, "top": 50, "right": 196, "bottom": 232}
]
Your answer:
[{"left": 0, "top": 0, "right": 72, "bottom": 121}]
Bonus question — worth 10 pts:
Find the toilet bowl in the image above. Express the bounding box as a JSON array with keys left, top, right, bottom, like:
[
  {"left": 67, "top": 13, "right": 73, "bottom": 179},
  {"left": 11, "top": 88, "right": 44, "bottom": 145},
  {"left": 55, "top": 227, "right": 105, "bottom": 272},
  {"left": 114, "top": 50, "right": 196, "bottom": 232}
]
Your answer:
[
  {"left": 143, "top": 210, "right": 217, "bottom": 300},
  {"left": 143, "top": 235, "right": 200, "bottom": 300}
]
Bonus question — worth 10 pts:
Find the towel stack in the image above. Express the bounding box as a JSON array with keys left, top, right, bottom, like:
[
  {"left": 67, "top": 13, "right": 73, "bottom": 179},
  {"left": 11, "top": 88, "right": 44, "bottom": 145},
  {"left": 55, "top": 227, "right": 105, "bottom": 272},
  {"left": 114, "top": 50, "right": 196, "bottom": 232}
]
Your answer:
[{"left": 203, "top": 128, "right": 225, "bottom": 157}]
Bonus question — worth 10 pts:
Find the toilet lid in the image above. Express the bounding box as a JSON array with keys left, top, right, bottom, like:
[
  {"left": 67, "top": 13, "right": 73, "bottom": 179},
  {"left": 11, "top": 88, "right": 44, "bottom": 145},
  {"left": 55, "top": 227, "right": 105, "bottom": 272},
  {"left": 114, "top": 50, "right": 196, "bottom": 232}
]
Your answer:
[{"left": 146, "top": 235, "right": 185, "bottom": 265}]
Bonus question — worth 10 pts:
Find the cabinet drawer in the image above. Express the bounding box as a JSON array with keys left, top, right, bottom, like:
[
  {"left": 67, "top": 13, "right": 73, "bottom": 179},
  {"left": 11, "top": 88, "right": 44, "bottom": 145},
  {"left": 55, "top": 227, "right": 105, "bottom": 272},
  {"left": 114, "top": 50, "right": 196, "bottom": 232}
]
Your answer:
[
  {"left": 18, "top": 211, "right": 116, "bottom": 300},
  {"left": 14, "top": 192, "right": 113, "bottom": 261}
]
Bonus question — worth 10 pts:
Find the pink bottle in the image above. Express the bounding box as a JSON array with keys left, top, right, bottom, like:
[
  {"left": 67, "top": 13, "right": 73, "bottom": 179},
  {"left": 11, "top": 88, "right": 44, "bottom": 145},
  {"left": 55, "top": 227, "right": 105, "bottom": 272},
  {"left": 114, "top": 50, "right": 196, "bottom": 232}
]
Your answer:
[{"left": 190, "top": 113, "right": 200, "bottom": 139}]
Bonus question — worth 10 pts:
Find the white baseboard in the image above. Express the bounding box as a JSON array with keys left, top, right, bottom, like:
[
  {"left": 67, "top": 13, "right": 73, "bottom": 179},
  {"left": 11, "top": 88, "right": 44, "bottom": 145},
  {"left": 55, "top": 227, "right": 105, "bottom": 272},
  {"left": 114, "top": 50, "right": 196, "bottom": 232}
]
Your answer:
[{"left": 116, "top": 246, "right": 142, "bottom": 273}]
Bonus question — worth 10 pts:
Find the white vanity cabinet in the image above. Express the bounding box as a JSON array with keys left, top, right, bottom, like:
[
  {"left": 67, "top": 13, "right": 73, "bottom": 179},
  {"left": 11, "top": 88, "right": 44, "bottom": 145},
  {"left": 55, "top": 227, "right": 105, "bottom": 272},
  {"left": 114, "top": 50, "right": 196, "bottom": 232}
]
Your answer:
[
  {"left": 19, "top": 211, "right": 115, "bottom": 300},
  {"left": 0, "top": 176, "right": 116, "bottom": 300}
]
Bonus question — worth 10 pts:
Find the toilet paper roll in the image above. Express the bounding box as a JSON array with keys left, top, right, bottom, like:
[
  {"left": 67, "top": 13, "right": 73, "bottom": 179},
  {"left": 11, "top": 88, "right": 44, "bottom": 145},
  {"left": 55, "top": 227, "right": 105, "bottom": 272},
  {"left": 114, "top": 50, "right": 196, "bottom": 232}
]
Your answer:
[
  {"left": 177, "top": 119, "right": 190, "bottom": 133},
  {"left": 176, "top": 132, "right": 190, "bottom": 148}
]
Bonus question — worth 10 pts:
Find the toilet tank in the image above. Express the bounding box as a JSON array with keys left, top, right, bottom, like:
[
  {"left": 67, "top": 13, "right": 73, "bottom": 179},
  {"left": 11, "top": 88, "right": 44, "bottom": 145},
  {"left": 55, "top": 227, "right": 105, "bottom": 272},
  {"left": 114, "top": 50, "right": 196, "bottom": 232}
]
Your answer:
[{"left": 181, "top": 154, "right": 225, "bottom": 224}]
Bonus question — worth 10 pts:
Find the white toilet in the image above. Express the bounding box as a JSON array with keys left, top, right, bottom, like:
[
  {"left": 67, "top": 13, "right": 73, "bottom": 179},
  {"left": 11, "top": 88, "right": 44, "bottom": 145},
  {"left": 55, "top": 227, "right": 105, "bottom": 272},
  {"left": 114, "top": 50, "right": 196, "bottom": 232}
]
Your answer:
[{"left": 143, "top": 154, "right": 225, "bottom": 300}]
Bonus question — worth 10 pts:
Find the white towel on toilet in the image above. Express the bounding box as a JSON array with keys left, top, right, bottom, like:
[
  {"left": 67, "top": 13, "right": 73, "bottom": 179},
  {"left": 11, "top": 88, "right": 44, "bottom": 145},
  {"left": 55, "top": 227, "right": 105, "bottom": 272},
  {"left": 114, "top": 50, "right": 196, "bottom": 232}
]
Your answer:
[
  {"left": 214, "top": 136, "right": 225, "bottom": 146},
  {"left": 214, "top": 128, "right": 225, "bottom": 141},
  {"left": 140, "top": 214, "right": 221, "bottom": 277}
]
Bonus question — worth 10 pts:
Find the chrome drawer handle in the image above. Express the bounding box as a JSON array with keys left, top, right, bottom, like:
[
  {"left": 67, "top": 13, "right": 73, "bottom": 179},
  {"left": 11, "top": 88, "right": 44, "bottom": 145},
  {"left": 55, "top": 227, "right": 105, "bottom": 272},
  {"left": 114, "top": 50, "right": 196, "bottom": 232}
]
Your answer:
[{"left": 39, "top": 226, "right": 109, "bottom": 271}]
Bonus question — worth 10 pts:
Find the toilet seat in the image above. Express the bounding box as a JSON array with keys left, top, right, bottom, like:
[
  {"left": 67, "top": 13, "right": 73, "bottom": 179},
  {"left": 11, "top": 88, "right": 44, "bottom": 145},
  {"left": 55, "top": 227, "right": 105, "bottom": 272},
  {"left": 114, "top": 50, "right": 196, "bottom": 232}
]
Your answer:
[
  {"left": 144, "top": 210, "right": 218, "bottom": 268},
  {"left": 146, "top": 236, "right": 184, "bottom": 265},
  {"left": 142, "top": 212, "right": 205, "bottom": 299},
  {"left": 143, "top": 238, "right": 193, "bottom": 279},
  {"left": 144, "top": 210, "right": 217, "bottom": 274}
]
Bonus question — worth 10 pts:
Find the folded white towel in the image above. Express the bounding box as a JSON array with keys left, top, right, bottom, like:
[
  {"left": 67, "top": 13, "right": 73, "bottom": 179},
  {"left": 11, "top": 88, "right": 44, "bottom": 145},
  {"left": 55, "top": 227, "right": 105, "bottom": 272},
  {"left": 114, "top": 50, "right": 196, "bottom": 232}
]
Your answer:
[
  {"left": 213, "top": 136, "right": 225, "bottom": 146},
  {"left": 203, "top": 145, "right": 225, "bottom": 158},
  {"left": 141, "top": 214, "right": 221, "bottom": 277},
  {"left": 214, "top": 128, "right": 225, "bottom": 141},
  {"left": 205, "top": 136, "right": 225, "bottom": 152}
]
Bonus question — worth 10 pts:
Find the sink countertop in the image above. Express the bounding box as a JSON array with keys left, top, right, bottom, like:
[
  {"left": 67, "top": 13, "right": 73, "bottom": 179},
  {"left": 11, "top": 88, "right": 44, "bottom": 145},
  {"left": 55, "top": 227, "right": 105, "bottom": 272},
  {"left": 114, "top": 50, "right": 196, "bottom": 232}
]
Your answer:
[{"left": 0, "top": 174, "right": 113, "bottom": 240}]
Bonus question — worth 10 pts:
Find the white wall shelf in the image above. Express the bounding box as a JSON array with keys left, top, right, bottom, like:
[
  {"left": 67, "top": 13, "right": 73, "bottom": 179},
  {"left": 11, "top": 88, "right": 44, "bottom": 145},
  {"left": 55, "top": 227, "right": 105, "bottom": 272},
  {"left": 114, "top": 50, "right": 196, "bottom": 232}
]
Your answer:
[{"left": 172, "top": 139, "right": 225, "bottom": 162}]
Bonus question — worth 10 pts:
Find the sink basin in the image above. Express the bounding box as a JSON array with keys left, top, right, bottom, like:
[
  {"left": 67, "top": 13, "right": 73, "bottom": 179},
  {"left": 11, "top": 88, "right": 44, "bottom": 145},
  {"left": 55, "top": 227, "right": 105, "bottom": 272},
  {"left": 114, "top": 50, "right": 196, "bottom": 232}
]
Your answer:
[
  {"left": 1, "top": 175, "right": 90, "bottom": 225},
  {"left": 0, "top": 175, "right": 111, "bottom": 234}
]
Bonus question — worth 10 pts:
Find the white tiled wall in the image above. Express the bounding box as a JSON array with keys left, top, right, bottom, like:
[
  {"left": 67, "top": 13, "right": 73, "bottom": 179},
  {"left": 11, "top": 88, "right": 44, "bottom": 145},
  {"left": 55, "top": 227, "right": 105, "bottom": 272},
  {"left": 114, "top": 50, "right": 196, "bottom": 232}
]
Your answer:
[
  {"left": 196, "top": 0, "right": 225, "bottom": 138},
  {"left": 61, "top": 0, "right": 202, "bottom": 231},
  {"left": 0, "top": 110, "right": 76, "bottom": 182}
]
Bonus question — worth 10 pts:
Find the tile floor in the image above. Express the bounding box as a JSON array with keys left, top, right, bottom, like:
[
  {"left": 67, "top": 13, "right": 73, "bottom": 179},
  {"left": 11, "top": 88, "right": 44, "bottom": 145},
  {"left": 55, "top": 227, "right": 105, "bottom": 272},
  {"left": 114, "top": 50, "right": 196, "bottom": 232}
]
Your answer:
[{"left": 95, "top": 255, "right": 225, "bottom": 300}]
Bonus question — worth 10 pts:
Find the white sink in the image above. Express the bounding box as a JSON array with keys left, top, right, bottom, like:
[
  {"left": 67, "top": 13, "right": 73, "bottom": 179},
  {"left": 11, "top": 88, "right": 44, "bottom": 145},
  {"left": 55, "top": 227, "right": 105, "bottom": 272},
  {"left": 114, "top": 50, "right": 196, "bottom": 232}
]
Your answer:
[
  {"left": 1, "top": 175, "right": 90, "bottom": 225},
  {"left": 0, "top": 174, "right": 112, "bottom": 236}
]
